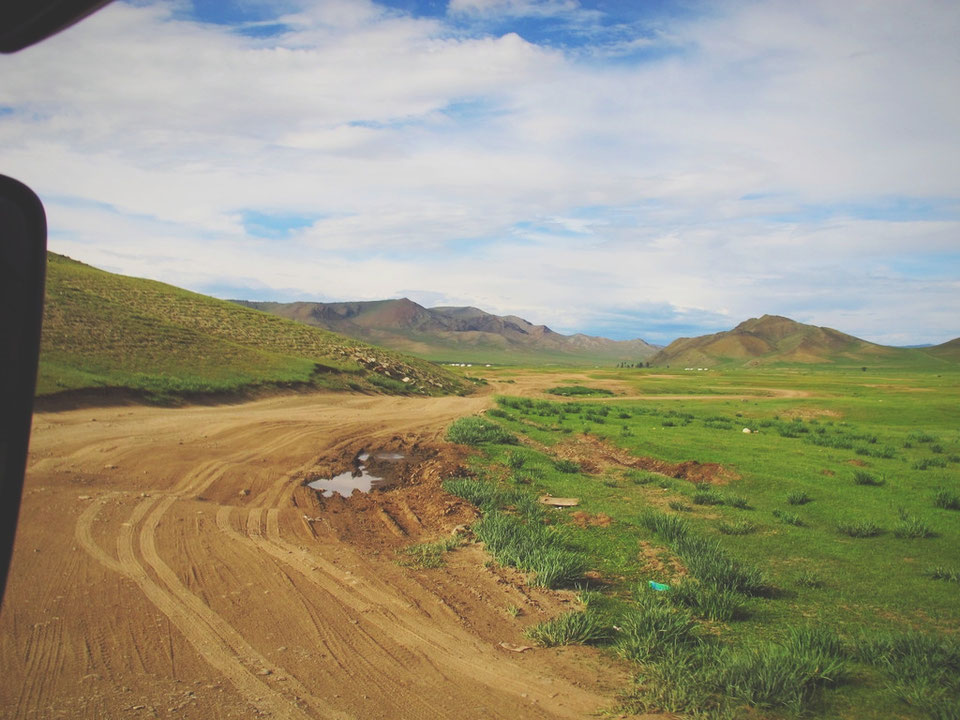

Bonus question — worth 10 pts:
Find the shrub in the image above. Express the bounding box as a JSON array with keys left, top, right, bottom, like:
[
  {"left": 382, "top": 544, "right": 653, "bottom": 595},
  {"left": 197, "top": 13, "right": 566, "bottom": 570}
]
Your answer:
[
  {"left": 836, "top": 521, "right": 882, "bottom": 537},
  {"left": 853, "top": 470, "right": 884, "bottom": 486},
  {"left": 787, "top": 491, "right": 812, "bottom": 505},
  {"left": 446, "top": 417, "right": 517, "bottom": 446},
  {"left": 527, "top": 609, "right": 612, "bottom": 646},
  {"left": 934, "top": 488, "right": 960, "bottom": 510}
]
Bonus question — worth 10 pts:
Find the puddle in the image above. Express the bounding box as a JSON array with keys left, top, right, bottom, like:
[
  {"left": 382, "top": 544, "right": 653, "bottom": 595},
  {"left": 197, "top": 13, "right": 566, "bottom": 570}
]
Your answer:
[{"left": 308, "top": 450, "right": 407, "bottom": 498}]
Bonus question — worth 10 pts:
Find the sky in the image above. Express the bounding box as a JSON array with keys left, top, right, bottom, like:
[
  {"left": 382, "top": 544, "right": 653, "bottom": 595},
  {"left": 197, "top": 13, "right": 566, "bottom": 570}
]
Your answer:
[{"left": 1, "top": 0, "right": 959, "bottom": 346}]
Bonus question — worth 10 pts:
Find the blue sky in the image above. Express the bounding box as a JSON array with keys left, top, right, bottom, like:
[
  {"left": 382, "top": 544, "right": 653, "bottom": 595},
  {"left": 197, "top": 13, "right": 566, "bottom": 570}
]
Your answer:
[{"left": 1, "top": 0, "right": 958, "bottom": 345}]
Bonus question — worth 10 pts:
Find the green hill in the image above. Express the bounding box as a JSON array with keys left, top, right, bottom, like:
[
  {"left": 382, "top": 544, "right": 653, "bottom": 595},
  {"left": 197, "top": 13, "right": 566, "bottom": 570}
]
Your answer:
[
  {"left": 37, "top": 253, "right": 468, "bottom": 403},
  {"left": 650, "top": 314, "right": 956, "bottom": 369}
]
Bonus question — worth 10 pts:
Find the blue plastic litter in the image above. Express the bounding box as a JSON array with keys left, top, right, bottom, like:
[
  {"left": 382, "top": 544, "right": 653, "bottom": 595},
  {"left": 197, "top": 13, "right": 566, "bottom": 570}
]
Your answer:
[{"left": 648, "top": 581, "right": 670, "bottom": 591}]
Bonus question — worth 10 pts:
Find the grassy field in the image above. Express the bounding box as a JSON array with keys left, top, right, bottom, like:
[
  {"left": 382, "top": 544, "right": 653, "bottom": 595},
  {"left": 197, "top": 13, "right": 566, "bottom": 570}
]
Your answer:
[
  {"left": 442, "top": 366, "right": 959, "bottom": 719},
  {"left": 38, "top": 253, "right": 468, "bottom": 402}
]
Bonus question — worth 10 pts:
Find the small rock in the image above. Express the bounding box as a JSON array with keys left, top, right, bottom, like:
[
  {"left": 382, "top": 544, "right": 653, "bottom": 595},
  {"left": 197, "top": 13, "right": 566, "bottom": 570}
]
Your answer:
[
  {"left": 742, "top": 428, "right": 752, "bottom": 434},
  {"left": 78, "top": 495, "right": 91, "bottom": 501},
  {"left": 239, "top": 489, "right": 250, "bottom": 497}
]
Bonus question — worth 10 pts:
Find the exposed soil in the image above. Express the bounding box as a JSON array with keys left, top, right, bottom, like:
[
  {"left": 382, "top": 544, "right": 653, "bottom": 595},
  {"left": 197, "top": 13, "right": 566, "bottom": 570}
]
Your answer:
[
  {"left": 554, "top": 434, "right": 735, "bottom": 485},
  {"left": 1, "top": 391, "right": 643, "bottom": 720}
]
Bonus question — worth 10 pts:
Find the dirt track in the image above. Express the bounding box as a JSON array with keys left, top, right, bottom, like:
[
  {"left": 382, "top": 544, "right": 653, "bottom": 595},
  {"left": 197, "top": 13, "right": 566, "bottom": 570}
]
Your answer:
[{"left": 0, "top": 390, "right": 639, "bottom": 719}]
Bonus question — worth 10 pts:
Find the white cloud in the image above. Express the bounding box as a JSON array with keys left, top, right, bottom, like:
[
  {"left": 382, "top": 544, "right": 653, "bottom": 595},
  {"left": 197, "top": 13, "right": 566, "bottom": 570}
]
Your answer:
[{"left": 1, "top": 0, "right": 958, "bottom": 344}]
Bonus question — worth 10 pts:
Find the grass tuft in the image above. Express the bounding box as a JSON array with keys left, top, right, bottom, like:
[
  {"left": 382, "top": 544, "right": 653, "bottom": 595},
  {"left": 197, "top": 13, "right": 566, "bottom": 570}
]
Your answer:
[
  {"left": 397, "top": 536, "right": 462, "bottom": 568},
  {"left": 934, "top": 488, "right": 960, "bottom": 510},
  {"left": 836, "top": 520, "right": 882, "bottom": 537},
  {"left": 692, "top": 488, "right": 725, "bottom": 506},
  {"left": 446, "top": 417, "right": 517, "bottom": 446},
  {"left": 527, "top": 609, "right": 612, "bottom": 646},
  {"left": 717, "top": 520, "right": 758, "bottom": 536},
  {"left": 787, "top": 490, "right": 813, "bottom": 505},
  {"left": 772, "top": 509, "right": 804, "bottom": 527},
  {"left": 853, "top": 470, "right": 885, "bottom": 486}
]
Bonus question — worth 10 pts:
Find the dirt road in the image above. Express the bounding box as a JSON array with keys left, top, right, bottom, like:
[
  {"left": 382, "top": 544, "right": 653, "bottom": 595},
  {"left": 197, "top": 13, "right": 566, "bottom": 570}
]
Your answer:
[{"left": 0, "top": 391, "right": 631, "bottom": 719}]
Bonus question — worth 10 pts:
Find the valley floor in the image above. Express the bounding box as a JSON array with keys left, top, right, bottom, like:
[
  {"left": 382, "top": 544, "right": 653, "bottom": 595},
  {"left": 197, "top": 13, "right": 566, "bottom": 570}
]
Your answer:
[{"left": 0, "top": 386, "right": 631, "bottom": 720}]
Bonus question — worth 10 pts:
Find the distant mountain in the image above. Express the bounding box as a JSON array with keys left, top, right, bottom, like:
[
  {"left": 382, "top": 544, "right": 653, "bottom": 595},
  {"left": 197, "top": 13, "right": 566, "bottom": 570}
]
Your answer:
[
  {"left": 650, "top": 315, "right": 902, "bottom": 367},
  {"left": 233, "top": 299, "right": 659, "bottom": 364}
]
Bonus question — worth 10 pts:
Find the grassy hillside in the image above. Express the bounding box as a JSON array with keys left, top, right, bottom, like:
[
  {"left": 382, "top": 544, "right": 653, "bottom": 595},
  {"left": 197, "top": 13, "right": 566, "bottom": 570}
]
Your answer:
[
  {"left": 236, "top": 299, "right": 658, "bottom": 366},
  {"left": 38, "top": 253, "right": 468, "bottom": 402},
  {"left": 652, "top": 314, "right": 955, "bottom": 370}
]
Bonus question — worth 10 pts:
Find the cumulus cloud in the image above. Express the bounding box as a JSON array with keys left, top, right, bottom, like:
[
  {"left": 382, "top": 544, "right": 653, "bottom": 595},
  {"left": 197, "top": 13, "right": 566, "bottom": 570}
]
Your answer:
[{"left": 0, "top": 0, "right": 957, "bottom": 344}]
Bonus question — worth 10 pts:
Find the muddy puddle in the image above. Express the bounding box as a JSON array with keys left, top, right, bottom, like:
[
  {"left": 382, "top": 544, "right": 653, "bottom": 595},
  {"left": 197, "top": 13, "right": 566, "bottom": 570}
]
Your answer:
[{"left": 307, "top": 450, "right": 410, "bottom": 498}]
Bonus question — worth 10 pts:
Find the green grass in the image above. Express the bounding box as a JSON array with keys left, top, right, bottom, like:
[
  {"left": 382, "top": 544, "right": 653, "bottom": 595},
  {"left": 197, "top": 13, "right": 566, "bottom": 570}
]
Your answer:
[
  {"left": 853, "top": 470, "right": 885, "bottom": 486},
  {"left": 445, "top": 417, "right": 518, "bottom": 446},
  {"left": 934, "top": 488, "right": 960, "bottom": 510},
  {"left": 396, "top": 536, "right": 463, "bottom": 568},
  {"left": 39, "top": 253, "right": 467, "bottom": 402},
  {"left": 448, "top": 365, "right": 960, "bottom": 719},
  {"left": 526, "top": 608, "right": 612, "bottom": 646},
  {"left": 546, "top": 385, "right": 615, "bottom": 397},
  {"left": 836, "top": 521, "right": 883, "bottom": 537}
]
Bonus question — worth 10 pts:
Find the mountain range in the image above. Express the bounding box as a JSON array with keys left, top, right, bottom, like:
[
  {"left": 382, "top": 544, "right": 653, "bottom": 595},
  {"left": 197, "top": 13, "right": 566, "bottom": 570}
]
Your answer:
[{"left": 232, "top": 299, "right": 660, "bottom": 364}]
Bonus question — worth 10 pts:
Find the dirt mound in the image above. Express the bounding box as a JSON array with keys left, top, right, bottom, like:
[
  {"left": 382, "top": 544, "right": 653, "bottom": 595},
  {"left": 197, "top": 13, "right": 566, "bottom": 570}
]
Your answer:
[{"left": 554, "top": 434, "right": 735, "bottom": 485}]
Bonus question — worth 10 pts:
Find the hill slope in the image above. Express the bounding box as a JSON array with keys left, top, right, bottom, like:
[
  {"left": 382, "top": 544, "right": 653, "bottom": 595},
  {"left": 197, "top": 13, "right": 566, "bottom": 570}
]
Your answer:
[
  {"left": 924, "top": 337, "right": 960, "bottom": 362},
  {"left": 650, "top": 314, "right": 911, "bottom": 368},
  {"left": 234, "top": 299, "right": 658, "bottom": 364},
  {"left": 38, "top": 254, "right": 468, "bottom": 402}
]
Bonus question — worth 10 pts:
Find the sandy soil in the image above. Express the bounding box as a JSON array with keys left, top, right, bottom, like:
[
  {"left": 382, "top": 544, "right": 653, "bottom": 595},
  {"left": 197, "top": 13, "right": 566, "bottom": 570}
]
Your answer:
[{"left": 0, "top": 390, "right": 644, "bottom": 720}]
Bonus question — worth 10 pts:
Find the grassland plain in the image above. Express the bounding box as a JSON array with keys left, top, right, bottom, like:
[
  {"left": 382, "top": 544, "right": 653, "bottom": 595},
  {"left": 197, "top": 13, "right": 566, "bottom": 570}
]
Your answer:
[
  {"left": 38, "top": 253, "right": 468, "bottom": 402},
  {"left": 442, "top": 365, "right": 960, "bottom": 720}
]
